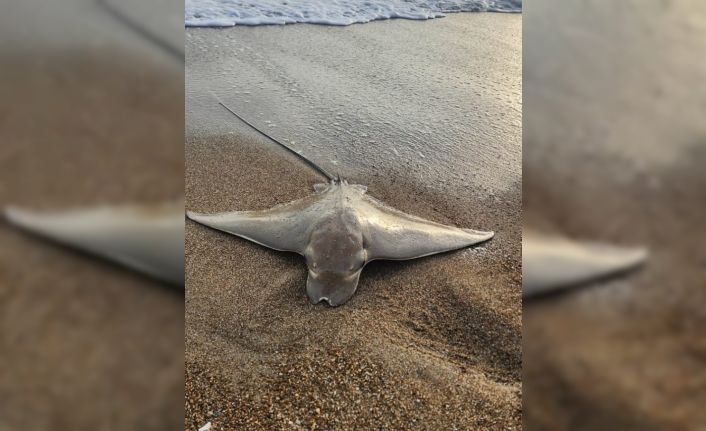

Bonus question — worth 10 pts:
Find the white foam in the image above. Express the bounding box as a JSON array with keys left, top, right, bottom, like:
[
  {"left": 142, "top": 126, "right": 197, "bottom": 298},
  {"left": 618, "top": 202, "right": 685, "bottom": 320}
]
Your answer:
[{"left": 185, "top": 0, "right": 521, "bottom": 27}]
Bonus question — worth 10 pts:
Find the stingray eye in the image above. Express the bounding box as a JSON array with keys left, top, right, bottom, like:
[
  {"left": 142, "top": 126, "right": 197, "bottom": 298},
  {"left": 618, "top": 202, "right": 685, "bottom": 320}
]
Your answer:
[{"left": 349, "top": 258, "right": 363, "bottom": 271}]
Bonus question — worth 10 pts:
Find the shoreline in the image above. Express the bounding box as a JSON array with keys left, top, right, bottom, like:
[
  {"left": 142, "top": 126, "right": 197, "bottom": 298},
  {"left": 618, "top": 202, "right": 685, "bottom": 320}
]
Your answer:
[{"left": 185, "top": 10, "right": 522, "bottom": 29}]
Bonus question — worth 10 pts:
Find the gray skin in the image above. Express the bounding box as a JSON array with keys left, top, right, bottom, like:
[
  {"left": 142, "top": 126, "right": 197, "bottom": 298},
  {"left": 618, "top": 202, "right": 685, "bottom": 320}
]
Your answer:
[
  {"left": 522, "top": 231, "right": 647, "bottom": 299},
  {"left": 187, "top": 180, "right": 494, "bottom": 306},
  {"left": 4, "top": 202, "right": 185, "bottom": 286}
]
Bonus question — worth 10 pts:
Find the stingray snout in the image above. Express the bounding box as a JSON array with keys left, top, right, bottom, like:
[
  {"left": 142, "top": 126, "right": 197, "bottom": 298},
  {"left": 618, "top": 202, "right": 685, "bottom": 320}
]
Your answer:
[{"left": 306, "top": 269, "right": 362, "bottom": 307}]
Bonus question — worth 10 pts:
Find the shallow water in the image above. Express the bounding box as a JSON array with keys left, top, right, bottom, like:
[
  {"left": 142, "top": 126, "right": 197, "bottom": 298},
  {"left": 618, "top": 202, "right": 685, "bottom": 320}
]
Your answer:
[{"left": 186, "top": 0, "right": 521, "bottom": 27}]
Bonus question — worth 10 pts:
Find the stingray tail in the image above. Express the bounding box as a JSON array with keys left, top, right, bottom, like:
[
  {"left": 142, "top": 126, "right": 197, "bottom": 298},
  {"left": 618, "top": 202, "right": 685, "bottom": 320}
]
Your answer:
[
  {"left": 96, "top": 0, "right": 183, "bottom": 61},
  {"left": 213, "top": 94, "right": 335, "bottom": 182}
]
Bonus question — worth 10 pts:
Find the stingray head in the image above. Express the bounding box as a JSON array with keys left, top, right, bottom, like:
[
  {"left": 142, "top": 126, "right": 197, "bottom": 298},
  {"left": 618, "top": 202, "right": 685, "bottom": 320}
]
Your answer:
[
  {"left": 306, "top": 268, "right": 363, "bottom": 307},
  {"left": 304, "top": 212, "right": 366, "bottom": 306}
]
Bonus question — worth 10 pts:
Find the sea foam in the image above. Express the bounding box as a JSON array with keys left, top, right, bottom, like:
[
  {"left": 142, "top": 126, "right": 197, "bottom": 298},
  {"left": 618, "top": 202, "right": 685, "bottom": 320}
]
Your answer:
[{"left": 185, "top": 0, "right": 521, "bottom": 27}]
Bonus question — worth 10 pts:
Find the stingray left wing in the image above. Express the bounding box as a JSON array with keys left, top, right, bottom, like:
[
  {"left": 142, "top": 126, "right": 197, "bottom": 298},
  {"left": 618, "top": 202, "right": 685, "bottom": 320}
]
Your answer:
[
  {"left": 4, "top": 203, "right": 185, "bottom": 285},
  {"left": 186, "top": 194, "right": 324, "bottom": 254},
  {"left": 360, "top": 195, "right": 494, "bottom": 261}
]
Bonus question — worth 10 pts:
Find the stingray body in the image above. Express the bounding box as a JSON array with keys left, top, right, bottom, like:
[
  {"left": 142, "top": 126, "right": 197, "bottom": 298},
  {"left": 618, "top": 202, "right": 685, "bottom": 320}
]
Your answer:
[
  {"left": 522, "top": 231, "right": 647, "bottom": 298},
  {"left": 4, "top": 203, "right": 185, "bottom": 286},
  {"left": 187, "top": 179, "right": 494, "bottom": 306}
]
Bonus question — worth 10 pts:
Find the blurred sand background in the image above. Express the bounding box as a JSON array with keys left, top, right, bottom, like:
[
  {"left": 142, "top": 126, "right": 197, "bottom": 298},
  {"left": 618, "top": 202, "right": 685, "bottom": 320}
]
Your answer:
[
  {"left": 524, "top": 0, "right": 706, "bottom": 429},
  {"left": 0, "top": 0, "right": 184, "bottom": 429},
  {"left": 186, "top": 14, "right": 522, "bottom": 430}
]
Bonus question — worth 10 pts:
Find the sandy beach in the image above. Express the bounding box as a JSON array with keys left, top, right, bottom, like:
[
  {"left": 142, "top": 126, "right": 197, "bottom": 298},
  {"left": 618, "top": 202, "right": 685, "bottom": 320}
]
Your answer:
[{"left": 186, "top": 13, "right": 521, "bottom": 430}]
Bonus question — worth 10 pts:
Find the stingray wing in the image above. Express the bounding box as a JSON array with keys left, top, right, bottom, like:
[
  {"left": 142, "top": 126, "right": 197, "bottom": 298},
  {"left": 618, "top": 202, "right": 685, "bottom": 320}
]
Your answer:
[
  {"left": 360, "top": 195, "right": 494, "bottom": 261},
  {"left": 522, "top": 233, "right": 647, "bottom": 298},
  {"left": 186, "top": 194, "right": 324, "bottom": 254},
  {"left": 4, "top": 203, "right": 185, "bottom": 285}
]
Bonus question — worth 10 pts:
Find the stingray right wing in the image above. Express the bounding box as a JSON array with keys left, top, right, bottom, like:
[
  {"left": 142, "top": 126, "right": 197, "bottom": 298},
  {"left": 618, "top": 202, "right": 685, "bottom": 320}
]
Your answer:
[
  {"left": 186, "top": 193, "right": 325, "bottom": 254},
  {"left": 360, "top": 195, "right": 494, "bottom": 261},
  {"left": 522, "top": 234, "right": 648, "bottom": 298},
  {"left": 5, "top": 203, "right": 185, "bottom": 285}
]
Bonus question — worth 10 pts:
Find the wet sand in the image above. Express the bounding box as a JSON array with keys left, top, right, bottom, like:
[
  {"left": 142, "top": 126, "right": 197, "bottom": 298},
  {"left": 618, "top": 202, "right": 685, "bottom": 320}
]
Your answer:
[
  {"left": 186, "top": 14, "right": 521, "bottom": 430},
  {"left": 186, "top": 13, "right": 522, "bottom": 201}
]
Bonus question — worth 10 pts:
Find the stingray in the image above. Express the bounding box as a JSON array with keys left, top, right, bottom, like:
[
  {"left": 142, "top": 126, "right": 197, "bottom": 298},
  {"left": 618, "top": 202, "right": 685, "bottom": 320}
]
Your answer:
[
  {"left": 522, "top": 230, "right": 647, "bottom": 299},
  {"left": 3, "top": 202, "right": 185, "bottom": 286},
  {"left": 187, "top": 98, "right": 494, "bottom": 306},
  {"left": 188, "top": 179, "right": 493, "bottom": 306}
]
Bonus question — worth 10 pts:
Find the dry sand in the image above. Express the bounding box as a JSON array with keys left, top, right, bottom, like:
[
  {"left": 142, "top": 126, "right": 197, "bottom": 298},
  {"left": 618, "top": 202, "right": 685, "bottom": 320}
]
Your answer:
[
  {"left": 0, "top": 50, "right": 184, "bottom": 430},
  {"left": 185, "top": 15, "right": 522, "bottom": 429}
]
